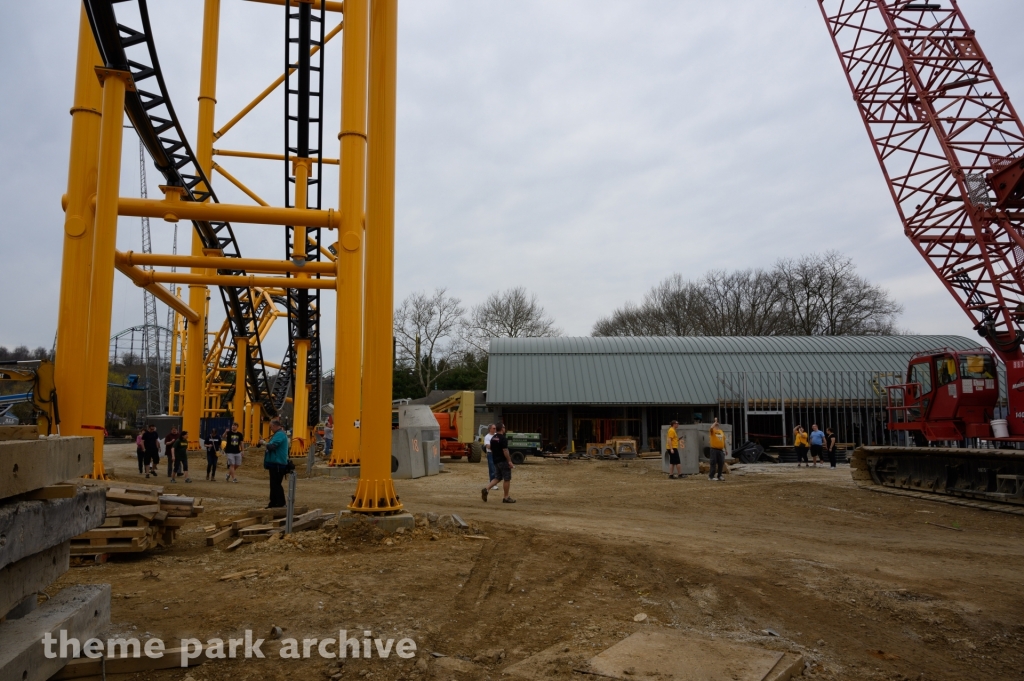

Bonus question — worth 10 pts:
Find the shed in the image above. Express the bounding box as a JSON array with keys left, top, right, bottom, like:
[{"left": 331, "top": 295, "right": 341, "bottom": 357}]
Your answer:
[{"left": 486, "top": 335, "right": 989, "bottom": 451}]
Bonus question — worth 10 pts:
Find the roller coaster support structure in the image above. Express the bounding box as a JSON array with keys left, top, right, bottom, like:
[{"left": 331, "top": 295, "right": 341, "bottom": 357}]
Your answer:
[
  {"left": 181, "top": 0, "right": 222, "bottom": 451},
  {"left": 350, "top": 0, "right": 400, "bottom": 513},
  {"left": 56, "top": 7, "right": 103, "bottom": 447},
  {"left": 66, "top": 0, "right": 400, "bottom": 510},
  {"left": 331, "top": 0, "right": 368, "bottom": 467}
]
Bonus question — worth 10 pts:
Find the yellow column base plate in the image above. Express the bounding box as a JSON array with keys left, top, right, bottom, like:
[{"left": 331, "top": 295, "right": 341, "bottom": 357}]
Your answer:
[{"left": 348, "top": 478, "right": 402, "bottom": 514}]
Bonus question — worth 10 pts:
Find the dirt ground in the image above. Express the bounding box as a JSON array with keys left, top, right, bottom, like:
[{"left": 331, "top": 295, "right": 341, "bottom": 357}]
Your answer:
[{"left": 51, "top": 443, "right": 1024, "bottom": 681}]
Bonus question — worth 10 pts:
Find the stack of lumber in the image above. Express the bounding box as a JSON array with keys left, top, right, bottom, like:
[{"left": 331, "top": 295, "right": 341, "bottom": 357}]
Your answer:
[
  {"left": 71, "top": 483, "right": 204, "bottom": 556},
  {"left": 205, "top": 507, "right": 335, "bottom": 550},
  {"left": 0, "top": 433, "right": 112, "bottom": 681}
]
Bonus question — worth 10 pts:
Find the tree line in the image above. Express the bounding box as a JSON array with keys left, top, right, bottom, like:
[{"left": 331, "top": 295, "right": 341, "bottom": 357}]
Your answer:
[{"left": 592, "top": 251, "right": 902, "bottom": 337}]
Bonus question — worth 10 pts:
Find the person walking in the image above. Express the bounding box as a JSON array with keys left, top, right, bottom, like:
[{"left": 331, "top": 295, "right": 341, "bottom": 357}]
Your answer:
[
  {"left": 324, "top": 416, "right": 334, "bottom": 457},
  {"left": 794, "top": 425, "right": 809, "bottom": 467},
  {"left": 170, "top": 430, "right": 192, "bottom": 483},
  {"left": 141, "top": 424, "right": 160, "bottom": 478},
  {"left": 666, "top": 420, "right": 684, "bottom": 479},
  {"left": 709, "top": 418, "right": 726, "bottom": 481},
  {"left": 224, "top": 422, "right": 244, "bottom": 482},
  {"left": 261, "top": 418, "right": 291, "bottom": 508},
  {"left": 484, "top": 424, "right": 498, "bottom": 490},
  {"left": 481, "top": 424, "right": 515, "bottom": 503},
  {"left": 204, "top": 428, "right": 221, "bottom": 481},
  {"left": 808, "top": 424, "right": 825, "bottom": 467},
  {"left": 825, "top": 427, "right": 838, "bottom": 468},
  {"left": 135, "top": 428, "right": 146, "bottom": 475},
  {"left": 164, "top": 427, "right": 180, "bottom": 477}
]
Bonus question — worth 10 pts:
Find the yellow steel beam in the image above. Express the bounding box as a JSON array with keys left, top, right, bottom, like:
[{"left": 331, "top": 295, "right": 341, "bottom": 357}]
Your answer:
[
  {"left": 292, "top": 338, "right": 311, "bottom": 453},
  {"left": 212, "top": 162, "right": 270, "bottom": 205},
  {"left": 291, "top": 158, "right": 311, "bottom": 261},
  {"left": 114, "top": 260, "right": 201, "bottom": 322},
  {"left": 118, "top": 267, "right": 335, "bottom": 289},
  {"left": 82, "top": 67, "right": 134, "bottom": 478},
  {"left": 331, "top": 0, "right": 368, "bottom": 467},
  {"left": 56, "top": 7, "right": 104, "bottom": 440},
  {"left": 351, "top": 0, "right": 399, "bottom": 513},
  {"left": 183, "top": 0, "right": 222, "bottom": 452},
  {"left": 213, "top": 148, "right": 340, "bottom": 165},
  {"left": 245, "top": 0, "right": 344, "bottom": 13},
  {"left": 117, "top": 250, "right": 337, "bottom": 274},
  {"left": 233, "top": 336, "right": 248, "bottom": 433},
  {"left": 114, "top": 195, "right": 341, "bottom": 229},
  {"left": 215, "top": 21, "right": 343, "bottom": 140}
]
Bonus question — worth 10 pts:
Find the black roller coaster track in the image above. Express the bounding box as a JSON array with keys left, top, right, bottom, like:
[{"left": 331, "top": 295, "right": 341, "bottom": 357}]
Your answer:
[
  {"left": 270, "top": 1, "right": 326, "bottom": 423},
  {"left": 83, "top": 0, "right": 278, "bottom": 417}
]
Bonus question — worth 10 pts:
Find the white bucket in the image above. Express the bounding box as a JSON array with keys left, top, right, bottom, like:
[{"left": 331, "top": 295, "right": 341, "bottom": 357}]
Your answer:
[{"left": 991, "top": 419, "right": 1009, "bottom": 439}]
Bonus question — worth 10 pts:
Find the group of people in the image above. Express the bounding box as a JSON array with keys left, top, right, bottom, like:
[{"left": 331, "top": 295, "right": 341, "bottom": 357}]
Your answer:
[
  {"left": 134, "top": 418, "right": 292, "bottom": 508},
  {"left": 481, "top": 423, "right": 516, "bottom": 504},
  {"left": 665, "top": 418, "right": 728, "bottom": 481},
  {"left": 134, "top": 422, "right": 247, "bottom": 483},
  {"left": 792, "top": 424, "right": 839, "bottom": 468}
]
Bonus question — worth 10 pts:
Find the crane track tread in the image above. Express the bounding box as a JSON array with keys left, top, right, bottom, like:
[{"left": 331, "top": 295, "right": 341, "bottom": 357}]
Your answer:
[{"left": 856, "top": 481, "right": 1024, "bottom": 516}]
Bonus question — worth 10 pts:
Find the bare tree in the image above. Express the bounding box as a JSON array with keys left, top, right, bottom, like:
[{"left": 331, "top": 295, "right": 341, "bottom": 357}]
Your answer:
[
  {"left": 393, "top": 288, "right": 467, "bottom": 395},
  {"left": 592, "top": 252, "right": 902, "bottom": 337},
  {"left": 465, "top": 286, "right": 561, "bottom": 352},
  {"left": 775, "top": 251, "right": 902, "bottom": 335}
]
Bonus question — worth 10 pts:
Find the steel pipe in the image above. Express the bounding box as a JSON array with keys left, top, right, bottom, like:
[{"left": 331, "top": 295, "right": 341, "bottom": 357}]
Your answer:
[
  {"left": 115, "top": 196, "right": 341, "bottom": 229},
  {"left": 117, "top": 265, "right": 335, "bottom": 290},
  {"left": 117, "top": 250, "right": 336, "bottom": 274}
]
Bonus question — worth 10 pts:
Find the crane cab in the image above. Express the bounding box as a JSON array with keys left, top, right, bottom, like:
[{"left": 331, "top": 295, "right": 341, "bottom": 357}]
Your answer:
[{"left": 887, "top": 348, "right": 999, "bottom": 443}]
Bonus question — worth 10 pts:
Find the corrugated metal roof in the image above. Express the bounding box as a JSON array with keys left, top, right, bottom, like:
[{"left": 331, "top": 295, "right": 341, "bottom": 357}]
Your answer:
[{"left": 486, "top": 335, "right": 987, "bottom": 405}]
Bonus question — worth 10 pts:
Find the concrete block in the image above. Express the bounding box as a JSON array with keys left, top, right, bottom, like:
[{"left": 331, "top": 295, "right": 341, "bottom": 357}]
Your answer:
[
  {"left": 0, "top": 488, "right": 105, "bottom": 570},
  {"left": 0, "top": 541, "right": 69, "bottom": 618},
  {"left": 0, "top": 584, "right": 111, "bottom": 681},
  {"left": 316, "top": 465, "right": 360, "bottom": 477},
  {"left": 336, "top": 510, "right": 415, "bottom": 533},
  {"left": 0, "top": 437, "right": 93, "bottom": 501}
]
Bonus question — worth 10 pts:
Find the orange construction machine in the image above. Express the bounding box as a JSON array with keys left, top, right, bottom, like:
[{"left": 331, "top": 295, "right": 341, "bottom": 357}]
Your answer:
[{"left": 431, "top": 391, "right": 483, "bottom": 463}]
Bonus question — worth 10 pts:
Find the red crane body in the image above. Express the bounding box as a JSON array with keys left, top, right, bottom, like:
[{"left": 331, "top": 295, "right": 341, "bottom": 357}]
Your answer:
[{"left": 820, "top": 0, "right": 1024, "bottom": 439}]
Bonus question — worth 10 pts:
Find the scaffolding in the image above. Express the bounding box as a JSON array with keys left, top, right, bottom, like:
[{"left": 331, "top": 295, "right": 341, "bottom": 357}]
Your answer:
[{"left": 716, "top": 370, "right": 909, "bottom": 448}]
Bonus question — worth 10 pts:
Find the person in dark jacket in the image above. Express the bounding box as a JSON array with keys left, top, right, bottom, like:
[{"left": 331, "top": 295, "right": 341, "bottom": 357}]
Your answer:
[
  {"left": 261, "top": 418, "right": 291, "bottom": 508},
  {"left": 141, "top": 424, "right": 160, "bottom": 478},
  {"left": 825, "top": 428, "right": 838, "bottom": 468},
  {"left": 171, "top": 431, "right": 191, "bottom": 483},
  {"left": 205, "top": 428, "right": 221, "bottom": 481},
  {"left": 164, "top": 427, "right": 180, "bottom": 477}
]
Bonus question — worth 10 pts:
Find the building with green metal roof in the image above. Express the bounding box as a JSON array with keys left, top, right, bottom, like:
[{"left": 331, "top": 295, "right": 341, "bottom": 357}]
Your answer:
[{"left": 486, "top": 335, "right": 989, "bottom": 451}]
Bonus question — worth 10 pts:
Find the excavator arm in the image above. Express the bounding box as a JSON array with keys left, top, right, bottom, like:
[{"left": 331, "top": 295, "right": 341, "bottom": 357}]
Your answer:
[{"left": 0, "top": 360, "right": 59, "bottom": 435}]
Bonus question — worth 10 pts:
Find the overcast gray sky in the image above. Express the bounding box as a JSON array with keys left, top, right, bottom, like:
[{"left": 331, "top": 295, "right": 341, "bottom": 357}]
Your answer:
[{"left": 3, "top": 0, "right": 1023, "bottom": 366}]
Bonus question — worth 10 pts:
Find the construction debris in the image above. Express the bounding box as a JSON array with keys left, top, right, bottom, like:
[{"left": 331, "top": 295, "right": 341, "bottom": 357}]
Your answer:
[
  {"left": 70, "top": 483, "right": 204, "bottom": 556},
  {"left": 204, "top": 507, "right": 335, "bottom": 547},
  {"left": 0, "top": 436, "right": 110, "bottom": 681}
]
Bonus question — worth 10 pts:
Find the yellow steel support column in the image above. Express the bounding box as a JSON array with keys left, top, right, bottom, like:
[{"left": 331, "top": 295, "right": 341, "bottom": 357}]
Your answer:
[
  {"left": 183, "top": 0, "right": 221, "bottom": 450},
  {"left": 56, "top": 8, "right": 103, "bottom": 438},
  {"left": 351, "top": 0, "right": 400, "bottom": 513},
  {"left": 82, "top": 67, "right": 132, "bottom": 477},
  {"left": 290, "top": 157, "right": 311, "bottom": 451},
  {"left": 292, "top": 339, "right": 311, "bottom": 452},
  {"left": 331, "top": 0, "right": 369, "bottom": 467},
  {"left": 233, "top": 336, "right": 248, "bottom": 431},
  {"left": 246, "top": 399, "right": 255, "bottom": 444}
]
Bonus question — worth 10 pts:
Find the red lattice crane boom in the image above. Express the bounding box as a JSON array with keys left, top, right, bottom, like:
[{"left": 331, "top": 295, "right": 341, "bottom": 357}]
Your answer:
[{"left": 820, "top": 0, "right": 1024, "bottom": 435}]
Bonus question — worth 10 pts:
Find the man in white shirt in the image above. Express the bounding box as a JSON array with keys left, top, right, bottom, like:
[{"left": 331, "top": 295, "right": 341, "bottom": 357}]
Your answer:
[{"left": 484, "top": 424, "right": 498, "bottom": 491}]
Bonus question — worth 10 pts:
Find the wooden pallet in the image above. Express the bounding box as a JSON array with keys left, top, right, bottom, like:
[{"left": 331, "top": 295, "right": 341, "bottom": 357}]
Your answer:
[{"left": 70, "top": 482, "right": 204, "bottom": 556}]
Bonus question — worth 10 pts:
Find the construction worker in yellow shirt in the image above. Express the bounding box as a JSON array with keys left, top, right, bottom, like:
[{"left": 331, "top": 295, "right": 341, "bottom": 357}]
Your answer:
[
  {"left": 666, "top": 420, "right": 685, "bottom": 479},
  {"left": 709, "top": 418, "right": 726, "bottom": 481}
]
